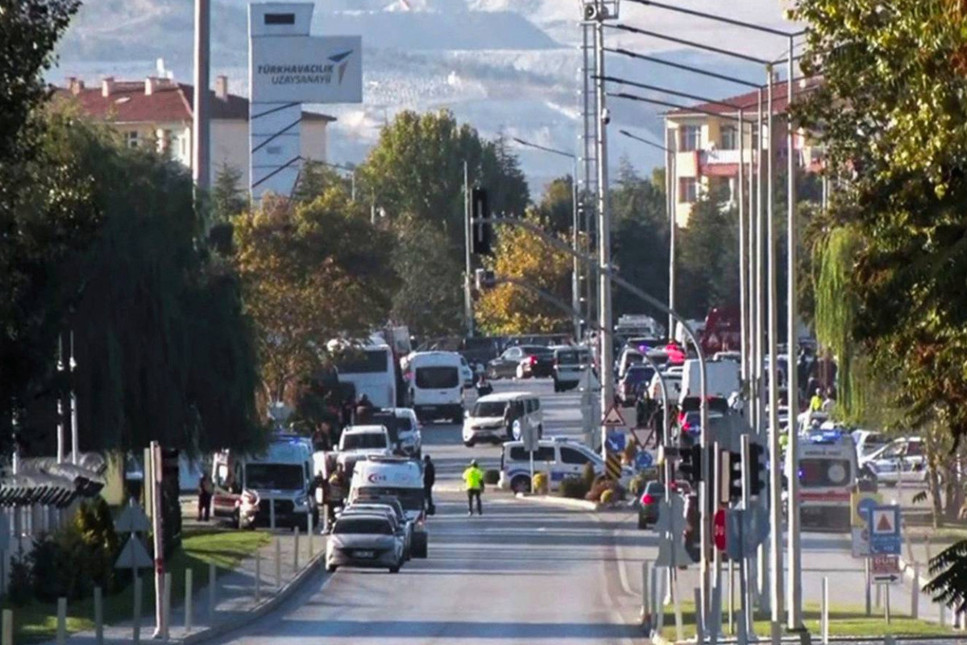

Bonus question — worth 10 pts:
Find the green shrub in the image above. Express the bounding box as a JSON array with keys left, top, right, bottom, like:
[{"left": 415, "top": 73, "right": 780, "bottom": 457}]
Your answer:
[
  {"left": 628, "top": 474, "right": 646, "bottom": 497},
  {"left": 533, "top": 472, "right": 549, "bottom": 494},
  {"left": 559, "top": 477, "right": 589, "bottom": 499},
  {"left": 586, "top": 479, "right": 626, "bottom": 503},
  {"left": 7, "top": 548, "right": 32, "bottom": 606},
  {"left": 75, "top": 497, "right": 121, "bottom": 592},
  {"left": 581, "top": 462, "right": 596, "bottom": 490},
  {"left": 600, "top": 489, "right": 615, "bottom": 504},
  {"left": 483, "top": 469, "right": 500, "bottom": 485}
]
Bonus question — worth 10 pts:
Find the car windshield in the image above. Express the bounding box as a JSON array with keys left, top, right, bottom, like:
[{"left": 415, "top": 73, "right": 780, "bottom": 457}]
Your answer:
[
  {"left": 342, "top": 433, "right": 388, "bottom": 450},
  {"left": 522, "top": 346, "right": 553, "bottom": 357},
  {"left": 334, "top": 348, "right": 389, "bottom": 374},
  {"left": 332, "top": 517, "right": 393, "bottom": 535},
  {"left": 624, "top": 367, "right": 655, "bottom": 384},
  {"left": 799, "top": 458, "right": 852, "bottom": 488},
  {"left": 245, "top": 464, "right": 304, "bottom": 490},
  {"left": 472, "top": 400, "right": 508, "bottom": 417},
  {"left": 415, "top": 366, "right": 459, "bottom": 388},
  {"left": 356, "top": 487, "right": 425, "bottom": 511}
]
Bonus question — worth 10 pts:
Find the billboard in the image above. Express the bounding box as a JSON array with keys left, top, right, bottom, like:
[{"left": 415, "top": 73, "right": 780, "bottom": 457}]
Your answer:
[{"left": 251, "top": 35, "right": 362, "bottom": 104}]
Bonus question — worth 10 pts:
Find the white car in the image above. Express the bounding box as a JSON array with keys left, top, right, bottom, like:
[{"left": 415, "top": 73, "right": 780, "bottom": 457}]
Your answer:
[
  {"left": 459, "top": 356, "right": 474, "bottom": 389},
  {"left": 852, "top": 429, "right": 889, "bottom": 459},
  {"left": 497, "top": 437, "right": 633, "bottom": 493},
  {"left": 860, "top": 437, "right": 926, "bottom": 485},
  {"left": 337, "top": 425, "right": 394, "bottom": 475},
  {"left": 370, "top": 408, "right": 422, "bottom": 458}
]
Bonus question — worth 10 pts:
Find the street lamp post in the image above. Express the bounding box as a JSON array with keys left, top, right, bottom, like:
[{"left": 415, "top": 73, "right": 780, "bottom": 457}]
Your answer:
[{"left": 511, "top": 137, "right": 582, "bottom": 342}]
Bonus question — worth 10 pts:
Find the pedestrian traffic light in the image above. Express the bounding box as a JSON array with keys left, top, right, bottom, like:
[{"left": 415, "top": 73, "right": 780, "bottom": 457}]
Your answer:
[
  {"left": 470, "top": 187, "right": 492, "bottom": 255},
  {"left": 748, "top": 441, "right": 766, "bottom": 496},
  {"left": 720, "top": 450, "right": 743, "bottom": 503},
  {"left": 677, "top": 444, "right": 704, "bottom": 484}
]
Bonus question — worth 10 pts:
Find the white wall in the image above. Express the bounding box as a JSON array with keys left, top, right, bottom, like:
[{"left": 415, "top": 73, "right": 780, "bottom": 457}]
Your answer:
[{"left": 211, "top": 119, "right": 250, "bottom": 189}]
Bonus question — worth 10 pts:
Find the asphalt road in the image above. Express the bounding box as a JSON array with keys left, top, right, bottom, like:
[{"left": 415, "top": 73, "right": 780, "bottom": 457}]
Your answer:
[{"left": 210, "top": 377, "right": 651, "bottom": 645}]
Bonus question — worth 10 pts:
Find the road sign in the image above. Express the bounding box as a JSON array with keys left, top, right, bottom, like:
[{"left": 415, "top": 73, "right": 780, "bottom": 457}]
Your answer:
[
  {"left": 851, "top": 527, "right": 871, "bottom": 558},
  {"left": 714, "top": 509, "right": 727, "bottom": 551},
  {"left": 605, "top": 431, "right": 626, "bottom": 453},
  {"left": 869, "top": 505, "right": 901, "bottom": 555},
  {"left": 851, "top": 490, "right": 883, "bottom": 528},
  {"left": 726, "top": 503, "right": 769, "bottom": 560},
  {"left": 872, "top": 554, "right": 900, "bottom": 575},
  {"left": 630, "top": 427, "right": 651, "bottom": 447},
  {"left": 115, "top": 535, "right": 153, "bottom": 570},
  {"left": 635, "top": 451, "right": 654, "bottom": 471},
  {"left": 655, "top": 496, "right": 690, "bottom": 567},
  {"left": 116, "top": 503, "right": 151, "bottom": 533},
  {"left": 521, "top": 419, "right": 539, "bottom": 453},
  {"left": 602, "top": 405, "right": 626, "bottom": 427}
]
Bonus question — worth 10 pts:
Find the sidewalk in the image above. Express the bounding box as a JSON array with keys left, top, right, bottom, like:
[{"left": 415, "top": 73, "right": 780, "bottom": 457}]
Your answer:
[{"left": 38, "top": 528, "right": 326, "bottom": 645}]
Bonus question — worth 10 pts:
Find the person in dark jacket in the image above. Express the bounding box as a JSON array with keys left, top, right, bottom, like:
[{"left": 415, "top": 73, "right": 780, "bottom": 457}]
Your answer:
[
  {"left": 355, "top": 394, "right": 374, "bottom": 423},
  {"left": 423, "top": 454, "right": 436, "bottom": 511},
  {"left": 197, "top": 474, "right": 212, "bottom": 521}
]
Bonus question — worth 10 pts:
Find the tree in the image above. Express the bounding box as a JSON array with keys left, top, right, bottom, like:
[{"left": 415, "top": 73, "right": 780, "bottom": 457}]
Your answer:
[
  {"left": 211, "top": 163, "right": 247, "bottom": 223},
  {"left": 234, "top": 187, "right": 398, "bottom": 407},
  {"left": 792, "top": 0, "right": 967, "bottom": 600},
  {"left": 475, "top": 213, "right": 572, "bottom": 335},
  {"left": 358, "top": 110, "right": 529, "bottom": 246},
  {"left": 390, "top": 215, "right": 463, "bottom": 338},
  {"left": 292, "top": 160, "right": 352, "bottom": 206},
  {"left": 533, "top": 175, "right": 574, "bottom": 236}
]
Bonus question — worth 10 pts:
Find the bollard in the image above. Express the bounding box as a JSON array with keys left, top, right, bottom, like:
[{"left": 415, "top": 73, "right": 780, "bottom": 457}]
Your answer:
[
  {"left": 884, "top": 583, "right": 891, "bottom": 624},
  {"left": 56, "top": 597, "right": 66, "bottom": 645},
  {"left": 94, "top": 586, "right": 104, "bottom": 645},
  {"left": 912, "top": 563, "right": 919, "bottom": 619},
  {"left": 884, "top": 635, "right": 896, "bottom": 645},
  {"left": 162, "top": 571, "right": 171, "bottom": 642},
  {"left": 2, "top": 609, "right": 12, "bottom": 645},
  {"left": 255, "top": 548, "right": 261, "bottom": 603},
  {"left": 875, "top": 580, "right": 882, "bottom": 608},
  {"left": 940, "top": 600, "right": 947, "bottom": 627},
  {"left": 308, "top": 512, "right": 314, "bottom": 557},
  {"left": 822, "top": 576, "right": 829, "bottom": 645},
  {"left": 133, "top": 575, "right": 142, "bottom": 644},
  {"left": 728, "top": 560, "right": 735, "bottom": 635},
  {"left": 294, "top": 526, "right": 300, "bottom": 572},
  {"left": 208, "top": 562, "right": 216, "bottom": 625},
  {"left": 185, "top": 568, "right": 193, "bottom": 634},
  {"left": 649, "top": 565, "right": 658, "bottom": 625},
  {"left": 640, "top": 560, "right": 651, "bottom": 631},
  {"left": 270, "top": 499, "right": 276, "bottom": 530},
  {"left": 275, "top": 538, "right": 282, "bottom": 589},
  {"left": 693, "top": 588, "right": 705, "bottom": 644}
]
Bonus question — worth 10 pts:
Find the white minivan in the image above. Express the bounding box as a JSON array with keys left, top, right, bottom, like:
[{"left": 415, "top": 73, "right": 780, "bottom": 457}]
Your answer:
[
  {"left": 405, "top": 351, "right": 465, "bottom": 424},
  {"left": 497, "top": 437, "right": 632, "bottom": 493},
  {"left": 462, "top": 392, "right": 542, "bottom": 447}
]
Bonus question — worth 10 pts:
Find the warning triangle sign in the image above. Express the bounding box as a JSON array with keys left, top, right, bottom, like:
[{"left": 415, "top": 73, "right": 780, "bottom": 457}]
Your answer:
[
  {"left": 602, "top": 405, "right": 626, "bottom": 427},
  {"left": 876, "top": 513, "right": 893, "bottom": 532}
]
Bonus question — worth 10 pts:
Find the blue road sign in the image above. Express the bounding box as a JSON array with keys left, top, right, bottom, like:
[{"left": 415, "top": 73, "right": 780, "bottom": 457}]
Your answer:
[
  {"left": 857, "top": 497, "right": 879, "bottom": 522},
  {"left": 726, "top": 503, "right": 769, "bottom": 559},
  {"left": 606, "top": 431, "right": 626, "bottom": 453},
  {"left": 635, "top": 451, "right": 654, "bottom": 470},
  {"left": 868, "top": 505, "right": 901, "bottom": 555}
]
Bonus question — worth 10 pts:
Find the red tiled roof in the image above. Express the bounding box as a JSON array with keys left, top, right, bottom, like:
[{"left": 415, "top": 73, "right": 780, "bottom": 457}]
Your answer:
[
  {"left": 52, "top": 79, "right": 336, "bottom": 124},
  {"left": 667, "top": 76, "right": 823, "bottom": 117}
]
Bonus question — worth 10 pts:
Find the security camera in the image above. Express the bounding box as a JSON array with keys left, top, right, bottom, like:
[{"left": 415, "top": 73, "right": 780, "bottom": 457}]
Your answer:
[
  {"left": 583, "top": 2, "right": 608, "bottom": 21},
  {"left": 601, "top": 107, "right": 611, "bottom": 125}
]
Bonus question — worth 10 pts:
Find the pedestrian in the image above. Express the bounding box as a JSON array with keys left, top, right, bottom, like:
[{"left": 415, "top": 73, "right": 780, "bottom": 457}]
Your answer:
[
  {"left": 327, "top": 463, "right": 347, "bottom": 526},
  {"left": 423, "top": 454, "right": 436, "bottom": 515},
  {"left": 463, "top": 459, "right": 485, "bottom": 517},
  {"left": 197, "top": 473, "right": 212, "bottom": 522},
  {"left": 821, "top": 387, "right": 836, "bottom": 413},
  {"left": 356, "top": 393, "right": 374, "bottom": 423},
  {"left": 809, "top": 387, "right": 823, "bottom": 412}
]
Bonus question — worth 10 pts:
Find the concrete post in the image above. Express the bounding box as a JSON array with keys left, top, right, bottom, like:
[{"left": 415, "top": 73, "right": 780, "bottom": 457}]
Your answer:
[
  {"left": 308, "top": 512, "right": 314, "bottom": 557},
  {"left": 94, "top": 586, "right": 103, "bottom": 645},
  {"left": 694, "top": 587, "right": 705, "bottom": 644},
  {"left": 1, "top": 609, "right": 11, "bottom": 645},
  {"left": 208, "top": 562, "right": 216, "bottom": 624},
  {"left": 821, "top": 576, "right": 829, "bottom": 644},
  {"left": 275, "top": 538, "right": 282, "bottom": 589},
  {"left": 185, "top": 568, "right": 193, "bottom": 633},
  {"left": 133, "top": 575, "right": 142, "bottom": 644},
  {"left": 912, "top": 563, "right": 919, "bottom": 619},
  {"left": 255, "top": 549, "right": 261, "bottom": 603},
  {"left": 640, "top": 560, "right": 650, "bottom": 631},
  {"left": 162, "top": 571, "right": 171, "bottom": 642},
  {"left": 270, "top": 500, "right": 276, "bottom": 530},
  {"left": 293, "top": 526, "right": 300, "bottom": 572},
  {"left": 56, "top": 597, "right": 67, "bottom": 645}
]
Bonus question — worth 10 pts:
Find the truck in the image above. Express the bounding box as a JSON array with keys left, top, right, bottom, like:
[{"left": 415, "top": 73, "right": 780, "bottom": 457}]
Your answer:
[
  {"left": 678, "top": 358, "right": 741, "bottom": 405},
  {"left": 211, "top": 434, "right": 317, "bottom": 529}
]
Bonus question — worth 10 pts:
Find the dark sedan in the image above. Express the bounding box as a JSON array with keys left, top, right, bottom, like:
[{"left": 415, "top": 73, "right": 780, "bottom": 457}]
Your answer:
[{"left": 488, "top": 345, "right": 554, "bottom": 379}]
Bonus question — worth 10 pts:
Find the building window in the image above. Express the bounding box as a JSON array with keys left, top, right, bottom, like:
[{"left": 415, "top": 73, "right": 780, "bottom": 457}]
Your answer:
[
  {"left": 680, "top": 125, "right": 701, "bottom": 151},
  {"left": 126, "top": 131, "right": 139, "bottom": 149},
  {"left": 679, "top": 178, "right": 699, "bottom": 203},
  {"left": 721, "top": 126, "right": 737, "bottom": 150}
]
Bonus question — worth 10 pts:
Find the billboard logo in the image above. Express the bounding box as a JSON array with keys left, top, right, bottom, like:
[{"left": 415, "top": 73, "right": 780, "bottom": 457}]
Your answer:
[{"left": 329, "top": 50, "right": 352, "bottom": 84}]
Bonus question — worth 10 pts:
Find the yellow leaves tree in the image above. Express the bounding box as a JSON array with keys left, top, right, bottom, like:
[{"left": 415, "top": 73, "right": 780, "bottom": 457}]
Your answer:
[
  {"left": 475, "top": 214, "right": 572, "bottom": 335},
  {"left": 234, "top": 189, "right": 398, "bottom": 408}
]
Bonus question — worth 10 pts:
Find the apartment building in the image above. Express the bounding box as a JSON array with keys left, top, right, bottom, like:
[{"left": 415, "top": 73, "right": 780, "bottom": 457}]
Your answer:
[
  {"left": 664, "top": 78, "right": 822, "bottom": 227},
  {"left": 53, "top": 75, "right": 335, "bottom": 190}
]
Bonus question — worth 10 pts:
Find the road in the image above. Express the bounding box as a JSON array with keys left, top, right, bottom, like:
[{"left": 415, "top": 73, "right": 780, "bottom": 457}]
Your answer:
[{"left": 211, "top": 377, "right": 650, "bottom": 645}]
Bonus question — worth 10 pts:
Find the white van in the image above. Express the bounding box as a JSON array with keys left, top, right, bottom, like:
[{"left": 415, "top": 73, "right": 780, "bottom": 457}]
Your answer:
[
  {"left": 330, "top": 336, "right": 398, "bottom": 409},
  {"left": 462, "top": 391, "right": 542, "bottom": 447},
  {"left": 349, "top": 456, "right": 428, "bottom": 558},
  {"left": 497, "top": 437, "right": 632, "bottom": 493},
  {"left": 405, "top": 351, "right": 464, "bottom": 423},
  {"left": 679, "top": 359, "right": 741, "bottom": 404},
  {"left": 337, "top": 425, "right": 394, "bottom": 476},
  {"left": 788, "top": 429, "right": 858, "bottom": 529}
]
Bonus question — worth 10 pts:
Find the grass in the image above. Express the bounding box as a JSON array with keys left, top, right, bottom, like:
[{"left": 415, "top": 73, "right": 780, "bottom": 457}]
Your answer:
[
  {"left": 656, "top": 600, "right": 954, "bottom": 641},
  {"left": 9, "top": 528, "right": 271, "bottom": 643}
]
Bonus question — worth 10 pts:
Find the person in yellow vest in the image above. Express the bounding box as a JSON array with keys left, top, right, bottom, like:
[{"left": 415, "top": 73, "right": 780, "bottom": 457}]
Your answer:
[
  {"left": 463, "top": 459, "right": 485, "bottom": 516},
  {"left": 809, "top": 388, "right": 823, "bottom": 412}
]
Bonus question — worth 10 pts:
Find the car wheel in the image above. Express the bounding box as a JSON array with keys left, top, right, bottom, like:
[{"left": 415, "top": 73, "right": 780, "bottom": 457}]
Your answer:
[
  {"left": 637, "top": 514, "right": 647, "bottom": 530},
  {"left": 538, "top": 424, "right": 543, "bottom": 439},
  {"left": 510, "top": 475, "right": 531, "bottom": 494},
  {"left": 463, "top": 440, "right": 475, "bottom": 448},
  {"left": 232, "top": 509, "right": 240, "bottom": 530},
  {"left": 389, "top": 564, "right": 401, "bottom": 573},
  {"left": 326, "top": 564, "right": 337, "bottom": 573}
]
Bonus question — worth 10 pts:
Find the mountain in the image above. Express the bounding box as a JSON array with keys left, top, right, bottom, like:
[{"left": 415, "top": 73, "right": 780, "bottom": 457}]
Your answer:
[{"left": 54, "top": 0, "right": 796, "bottom": 194}]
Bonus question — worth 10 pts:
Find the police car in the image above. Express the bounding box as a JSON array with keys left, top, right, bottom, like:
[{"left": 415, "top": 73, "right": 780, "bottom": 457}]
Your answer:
[{"left": 497, "top": 437, "right": 632, "bottom": 494}]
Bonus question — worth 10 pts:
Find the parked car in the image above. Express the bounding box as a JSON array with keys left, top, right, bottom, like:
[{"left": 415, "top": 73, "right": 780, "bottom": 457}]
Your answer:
[
  {"left": 852, "top": 429, "right": 888, "bottom": 459},
  {"left": 336, "top": 425, "right": 394, "bottom": 477},
  {"left": 488, "top": 345, "right": 552, "bottom": 379},
  {"left": 860, "top": 437, "right": 925, "bottom": 485},
  {"left": 341, "top": 501, "right": 413, "bottom": 560},
  {"left": 638, "top": 480, "right": 665, "bottom": 529},
  {"left": 514, "top": 347, "right": 555, "bottom": 379},
  {"left": 325, "top": 513, "right": 406, "bottom": 573},
  {"left": 552, "top": 346, "right": 588, "bottom": 393},
  {"left": 369, "top": 408, "right": 422, "bottom": 458},
  {"left": 462, "top": 392, "right": 542, "bottom": 447},
  {"left": 497, "top": 437, "right": 632, "bottom": 493}
]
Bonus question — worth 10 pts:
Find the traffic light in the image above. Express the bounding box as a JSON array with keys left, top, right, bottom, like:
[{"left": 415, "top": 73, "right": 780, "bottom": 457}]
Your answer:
[
  {"left": 723, "top": 450, "right": 743, "bottom": 503},
  {"left": 470, "top": 187, "right": 492, "bottom": 255},
  {"left": 748, "top": 441, "right": 766, "bottom": 496},
  {"left": 677, "top": 444, "right": 704, "bottom": 485}
]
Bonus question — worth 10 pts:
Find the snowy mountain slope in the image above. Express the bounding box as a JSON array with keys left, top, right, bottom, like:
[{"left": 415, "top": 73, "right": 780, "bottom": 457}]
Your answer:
[{"left": 55, "top": 0, "right": 794, "bottom": 193}]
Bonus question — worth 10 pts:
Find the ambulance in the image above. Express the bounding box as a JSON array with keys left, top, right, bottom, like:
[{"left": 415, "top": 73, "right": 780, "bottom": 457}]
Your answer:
[
  {"left": 348, "top": 456, "right": 428, "bottom": 558},
  {"left": 788, "top": 429, "right": 858, "bottom": 530}
]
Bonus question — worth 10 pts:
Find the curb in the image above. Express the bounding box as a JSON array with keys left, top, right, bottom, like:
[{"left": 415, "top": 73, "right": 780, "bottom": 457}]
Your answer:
[
  {"left": 181, "top": 547, "right": 326, "bottom": 644},
  {"left": 512, "top": 492, "right": 602, "bottom": 511}
]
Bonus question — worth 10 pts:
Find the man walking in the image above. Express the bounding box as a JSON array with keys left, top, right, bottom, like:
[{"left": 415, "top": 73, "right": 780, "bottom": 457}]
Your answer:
[
  {"left": 423, "top": 454, "right": 436, "bottom": 514},
  {"left": 463, "top": 459, "right": 484, "bottom": 516},
  {"left": 197, "top": 473, "right": 212, "bottom": 522}
]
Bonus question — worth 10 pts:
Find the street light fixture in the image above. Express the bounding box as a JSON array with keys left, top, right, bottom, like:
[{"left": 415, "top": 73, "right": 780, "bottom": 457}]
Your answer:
[{"left": 510, "top": 136, "right": 582, "bottom": 343}]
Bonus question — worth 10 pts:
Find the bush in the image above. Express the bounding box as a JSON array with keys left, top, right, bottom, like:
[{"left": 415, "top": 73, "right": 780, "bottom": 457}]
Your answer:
[
  {"left": 628, "top": 474, "right": 646, "bottom": 498},
  {"left": 533, "top": 471, "right": 549, "bottom": 494},
  {"left": 559, "top": 477, "right": 590, "bottom": 499},
  {"left": 622, "top": 442, "right": 636, "bottom": 465},
  {"left": 7, "top": 548, "right": 32, "bottom": 606},
  {"left": 600, "top": 489, "right": 615, "bottom": 504},
  {"left": 586, "top": 478, "right": 626, "bottom": 503},
  {"left": 581, "top": 462, "right": 596, "bottom": 490},
  {"left": 75, "top": 497, "right": 121, "bottom": 592},
  {"left": 483, "top": 469, "right": 500, "bottom": 485}
]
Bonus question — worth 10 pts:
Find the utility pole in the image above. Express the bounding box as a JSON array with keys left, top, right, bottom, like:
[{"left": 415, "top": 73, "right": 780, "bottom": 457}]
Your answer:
[
  {"left": 667, "top": 128, "right": 676, "bottom": 340},
  {"left": 56, "top": 333, "right": 65, "bottom": 464},
  {"left": 69, "top": 330, "right": 78, "bottom": 465},
  {"left": 571, "top": 160, "right": 581, "bottom": 342},
  {"left": 786, "top": 35, "right": 803, "bottom": 631},
  {"left": 464, "top": 161, "right": 474, "bottom": 337},
  {"left": 192, "top": 0, "right": 211, "bottom": 193},
  {"left": 592, "top": 0, "right": 614, "bottom": 461}
]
